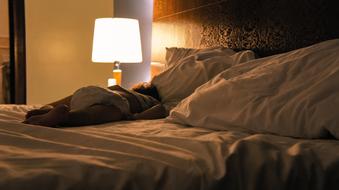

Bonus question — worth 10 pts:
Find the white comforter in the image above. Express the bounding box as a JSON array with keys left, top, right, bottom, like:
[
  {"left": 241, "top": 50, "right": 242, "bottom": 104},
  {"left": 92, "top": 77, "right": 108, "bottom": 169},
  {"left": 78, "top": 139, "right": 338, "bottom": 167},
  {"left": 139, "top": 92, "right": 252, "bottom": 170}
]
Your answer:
[
  {"left": 169, "top": 39, "right": 339, "bottom": 139},
  {"left": 1, "top": 105, "right": 339, "bottom": 190}
]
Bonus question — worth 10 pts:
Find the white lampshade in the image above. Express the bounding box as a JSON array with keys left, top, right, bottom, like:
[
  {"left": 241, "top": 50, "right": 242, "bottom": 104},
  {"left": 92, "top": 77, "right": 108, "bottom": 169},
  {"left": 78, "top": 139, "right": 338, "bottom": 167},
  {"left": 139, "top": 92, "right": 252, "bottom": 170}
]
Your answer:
[{"left": 92, "top": 18, "right": 143, "bottom": 63}]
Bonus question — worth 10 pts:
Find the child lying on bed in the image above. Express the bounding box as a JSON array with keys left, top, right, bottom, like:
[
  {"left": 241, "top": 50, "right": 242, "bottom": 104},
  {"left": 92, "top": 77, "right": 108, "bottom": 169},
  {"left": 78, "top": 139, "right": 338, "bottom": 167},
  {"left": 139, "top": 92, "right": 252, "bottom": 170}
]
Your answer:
[{"left": 23, "top": 83, "right": 168, "bottom": 127}]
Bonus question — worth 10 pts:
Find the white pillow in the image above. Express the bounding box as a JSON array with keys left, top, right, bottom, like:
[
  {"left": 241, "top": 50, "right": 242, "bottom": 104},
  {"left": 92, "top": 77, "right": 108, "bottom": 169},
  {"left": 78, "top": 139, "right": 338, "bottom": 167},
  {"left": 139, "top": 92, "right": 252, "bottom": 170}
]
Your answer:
[
  {"left": 152, "top": 49, "right": 256, "bottom": 110},
  {"left": 165, "top": 47, "right": 236, "bottom": 68},
  {"left": 165, "top": 47, "right": 199, "bottom": 68},
  {"left": 168, "top": 39, "right": 339, "bottom": 139}
]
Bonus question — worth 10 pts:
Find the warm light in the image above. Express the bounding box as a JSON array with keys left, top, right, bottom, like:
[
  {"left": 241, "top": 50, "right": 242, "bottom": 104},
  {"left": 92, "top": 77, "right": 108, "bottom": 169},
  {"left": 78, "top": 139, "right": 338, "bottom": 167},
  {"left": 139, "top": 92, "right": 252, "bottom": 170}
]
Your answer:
[
  {"left": 150, "top": 62, "right": 165, "bottom": 79},
  {"left": 107, "top": 78, "right": 117, "bottom": 87},
  {"left": 92, "top": 18, "right": 143, "bottom": 63},
  {"left": 113, "top": 69, "right": 122, "bottom": 86}
]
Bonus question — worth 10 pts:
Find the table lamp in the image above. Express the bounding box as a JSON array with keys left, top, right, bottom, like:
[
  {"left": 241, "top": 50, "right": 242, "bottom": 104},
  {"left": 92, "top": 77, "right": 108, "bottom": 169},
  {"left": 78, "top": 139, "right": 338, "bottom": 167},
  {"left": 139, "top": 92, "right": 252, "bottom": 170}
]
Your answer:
[{"left": 92, "top": 18, "right": 143, "bottom": 86}]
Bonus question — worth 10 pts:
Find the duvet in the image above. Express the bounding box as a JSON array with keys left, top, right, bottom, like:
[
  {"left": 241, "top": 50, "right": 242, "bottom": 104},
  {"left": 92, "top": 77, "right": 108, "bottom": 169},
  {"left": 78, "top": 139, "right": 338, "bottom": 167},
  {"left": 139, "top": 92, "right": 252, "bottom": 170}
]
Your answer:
[{"left": 0, "top": 105, "right": 339, "bottom": 190}]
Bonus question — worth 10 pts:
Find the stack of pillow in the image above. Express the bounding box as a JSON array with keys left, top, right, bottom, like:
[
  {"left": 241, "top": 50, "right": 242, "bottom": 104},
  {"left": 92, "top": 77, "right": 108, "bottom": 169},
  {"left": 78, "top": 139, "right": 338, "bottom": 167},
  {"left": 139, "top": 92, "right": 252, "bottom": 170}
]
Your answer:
[
  {"left": 161, "top": 39, "right": 339, "bottom": 140},
  {"left": 151, "top": 47, "right": 256, "bottom": 110}
]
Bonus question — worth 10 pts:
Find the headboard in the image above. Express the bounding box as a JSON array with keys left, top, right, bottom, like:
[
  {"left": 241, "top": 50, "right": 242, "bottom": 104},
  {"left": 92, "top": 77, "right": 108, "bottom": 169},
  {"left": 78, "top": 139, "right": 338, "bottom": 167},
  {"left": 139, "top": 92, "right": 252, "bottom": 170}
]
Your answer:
[{"left": 152, "top": 0, "right": 339, "bottom": 62}]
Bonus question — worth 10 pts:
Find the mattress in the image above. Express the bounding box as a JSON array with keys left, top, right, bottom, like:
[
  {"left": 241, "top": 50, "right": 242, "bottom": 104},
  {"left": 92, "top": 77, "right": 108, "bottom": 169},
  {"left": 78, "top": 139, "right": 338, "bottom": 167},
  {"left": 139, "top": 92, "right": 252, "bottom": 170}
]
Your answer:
[{"left": 0, "top": 104, "right": 339, "bottom": 190}]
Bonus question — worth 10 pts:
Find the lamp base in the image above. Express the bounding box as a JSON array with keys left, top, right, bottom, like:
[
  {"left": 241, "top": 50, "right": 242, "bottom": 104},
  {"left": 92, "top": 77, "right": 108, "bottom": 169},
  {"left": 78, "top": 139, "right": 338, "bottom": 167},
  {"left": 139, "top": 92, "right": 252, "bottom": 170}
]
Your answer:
[{"left": 113, "top": 61, "right": 122, "bottom": 86}]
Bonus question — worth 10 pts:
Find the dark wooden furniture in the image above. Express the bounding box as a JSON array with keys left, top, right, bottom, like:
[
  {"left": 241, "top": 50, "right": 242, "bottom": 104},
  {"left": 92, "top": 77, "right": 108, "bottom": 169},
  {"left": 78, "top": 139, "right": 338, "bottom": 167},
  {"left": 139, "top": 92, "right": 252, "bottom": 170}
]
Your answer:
[{"left": 8, "top": 0, "right": 26, "bottom": 104}]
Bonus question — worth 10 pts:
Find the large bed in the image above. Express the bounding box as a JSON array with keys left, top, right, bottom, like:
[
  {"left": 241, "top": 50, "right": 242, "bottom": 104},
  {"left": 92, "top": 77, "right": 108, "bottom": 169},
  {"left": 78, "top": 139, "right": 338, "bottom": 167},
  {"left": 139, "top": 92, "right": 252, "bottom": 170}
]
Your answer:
[
  {"left": 2, "top": 105, "right": 339, "bottom": 190},
  {"left": 1, "top": 0, "right": 339, "bottom": 189}
]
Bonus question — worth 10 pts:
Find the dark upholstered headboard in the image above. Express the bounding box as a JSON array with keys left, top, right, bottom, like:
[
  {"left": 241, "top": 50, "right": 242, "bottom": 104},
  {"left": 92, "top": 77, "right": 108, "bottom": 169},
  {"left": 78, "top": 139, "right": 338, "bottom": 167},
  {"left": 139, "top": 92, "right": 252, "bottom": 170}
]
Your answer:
[{"left": 152, "top": 0, "right": 339, "bottom": 62}]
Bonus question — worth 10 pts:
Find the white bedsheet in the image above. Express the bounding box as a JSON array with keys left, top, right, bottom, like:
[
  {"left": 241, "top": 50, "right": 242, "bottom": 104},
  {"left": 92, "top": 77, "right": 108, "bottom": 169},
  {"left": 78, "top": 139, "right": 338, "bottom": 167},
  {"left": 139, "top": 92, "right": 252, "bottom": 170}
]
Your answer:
[{"left": 0, "top": 105, "right": 339, "bottom": 190}]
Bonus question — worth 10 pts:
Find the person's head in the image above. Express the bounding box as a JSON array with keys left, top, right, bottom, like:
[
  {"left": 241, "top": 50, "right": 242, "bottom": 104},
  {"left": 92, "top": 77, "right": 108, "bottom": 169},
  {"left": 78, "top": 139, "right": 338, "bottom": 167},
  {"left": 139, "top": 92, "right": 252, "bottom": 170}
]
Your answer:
[{"left": 131, "top": 82, "right": 161, "bottom": 101}]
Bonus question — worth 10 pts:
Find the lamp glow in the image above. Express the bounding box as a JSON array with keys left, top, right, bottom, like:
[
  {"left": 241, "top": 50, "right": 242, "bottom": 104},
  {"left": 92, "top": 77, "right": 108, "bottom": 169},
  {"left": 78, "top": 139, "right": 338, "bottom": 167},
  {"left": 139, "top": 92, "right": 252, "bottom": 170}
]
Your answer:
[{"left": 92, "top": 18, "right": 143, "bottom": 86}]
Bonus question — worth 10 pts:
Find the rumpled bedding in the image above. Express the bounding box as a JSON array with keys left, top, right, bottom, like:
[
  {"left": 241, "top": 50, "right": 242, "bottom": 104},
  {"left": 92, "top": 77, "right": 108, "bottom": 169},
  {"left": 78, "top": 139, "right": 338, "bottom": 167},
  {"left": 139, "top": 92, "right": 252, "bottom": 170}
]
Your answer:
[
  {"left": 0, "top": 104, "right": 339, "bottom": 190},
  {"left": 169, "top": 39, "right": 339, "bottom": 139}
]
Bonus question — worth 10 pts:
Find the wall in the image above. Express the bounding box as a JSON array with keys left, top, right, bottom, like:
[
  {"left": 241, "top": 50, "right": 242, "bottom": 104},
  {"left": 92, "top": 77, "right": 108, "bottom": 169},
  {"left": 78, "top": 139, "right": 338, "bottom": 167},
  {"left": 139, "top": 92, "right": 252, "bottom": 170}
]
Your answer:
[
  {"left": 0, "top": 0, "right": 9, "bottom": 37},
  {"left": 0, "top": 0, "right": 9, "bottom": 62},
  {"left": 25, "top": 0, "right": 113, "bottom": 104},
  {"left": 114, "top": 0, "right": 153, "bottom": 88}
]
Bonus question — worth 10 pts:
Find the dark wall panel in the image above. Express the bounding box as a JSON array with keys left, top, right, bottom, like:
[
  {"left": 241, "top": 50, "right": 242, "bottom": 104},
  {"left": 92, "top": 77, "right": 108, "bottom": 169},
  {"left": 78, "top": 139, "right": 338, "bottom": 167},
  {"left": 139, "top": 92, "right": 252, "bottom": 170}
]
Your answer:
[
  {"left": 114, "top": 0, "right": 153, "bottom": 87},
  {"left": 152, "top": 0, "right": 339, "bottom": 60}
]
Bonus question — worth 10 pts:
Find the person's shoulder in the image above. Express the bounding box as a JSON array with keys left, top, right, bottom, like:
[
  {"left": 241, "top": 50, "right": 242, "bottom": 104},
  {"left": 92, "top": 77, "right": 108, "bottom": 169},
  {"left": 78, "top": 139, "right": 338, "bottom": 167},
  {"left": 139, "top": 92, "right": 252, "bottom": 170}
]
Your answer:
[{"left": 107, "top": 85, "right": 125, "bottom": 91}]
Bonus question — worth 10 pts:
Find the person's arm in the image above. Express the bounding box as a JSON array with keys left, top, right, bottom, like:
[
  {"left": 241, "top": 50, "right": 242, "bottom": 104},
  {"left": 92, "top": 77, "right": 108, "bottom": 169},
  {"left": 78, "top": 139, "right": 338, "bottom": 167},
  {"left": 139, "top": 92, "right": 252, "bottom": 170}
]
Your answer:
[
  {"left": 25, "top": 95, "right": 73, "bottom": 119},
  {"left": 133, "top": 104, "right": 168, "bottom": 120}
]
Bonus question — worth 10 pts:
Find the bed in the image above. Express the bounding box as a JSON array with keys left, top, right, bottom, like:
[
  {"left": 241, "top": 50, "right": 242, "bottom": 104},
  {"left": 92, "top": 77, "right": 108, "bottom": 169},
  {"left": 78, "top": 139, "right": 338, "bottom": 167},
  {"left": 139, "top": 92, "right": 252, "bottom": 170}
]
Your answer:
[
  {"left": 2, "top": 105, "right": 339, "bottom": 190},
  {"left": 1, "top": 0, "right": 339, "bottom": 189}
]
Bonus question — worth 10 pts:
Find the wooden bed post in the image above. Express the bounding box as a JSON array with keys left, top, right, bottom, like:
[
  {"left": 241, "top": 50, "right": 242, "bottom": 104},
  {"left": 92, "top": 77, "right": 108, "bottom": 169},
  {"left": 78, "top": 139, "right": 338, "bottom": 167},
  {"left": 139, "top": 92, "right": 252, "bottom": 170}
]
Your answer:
[{"left": 8, "top": 0, "right": 26, "bottom": 104}]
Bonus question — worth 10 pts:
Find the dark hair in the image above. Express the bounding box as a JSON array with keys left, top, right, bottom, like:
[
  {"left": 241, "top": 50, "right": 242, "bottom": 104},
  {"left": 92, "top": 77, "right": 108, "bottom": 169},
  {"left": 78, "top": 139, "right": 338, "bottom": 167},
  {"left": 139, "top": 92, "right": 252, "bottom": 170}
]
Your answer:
[{"left": 131, "top": 82, "right": 161, "bottom": 101}]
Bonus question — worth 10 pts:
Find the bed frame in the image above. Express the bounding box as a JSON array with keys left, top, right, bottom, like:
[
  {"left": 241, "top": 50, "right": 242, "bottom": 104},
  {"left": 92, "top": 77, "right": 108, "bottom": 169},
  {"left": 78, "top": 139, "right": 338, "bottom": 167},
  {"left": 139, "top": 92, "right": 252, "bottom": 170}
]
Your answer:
[{"left": 152, "top": 0, "right": 339, "bottom": 62}]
